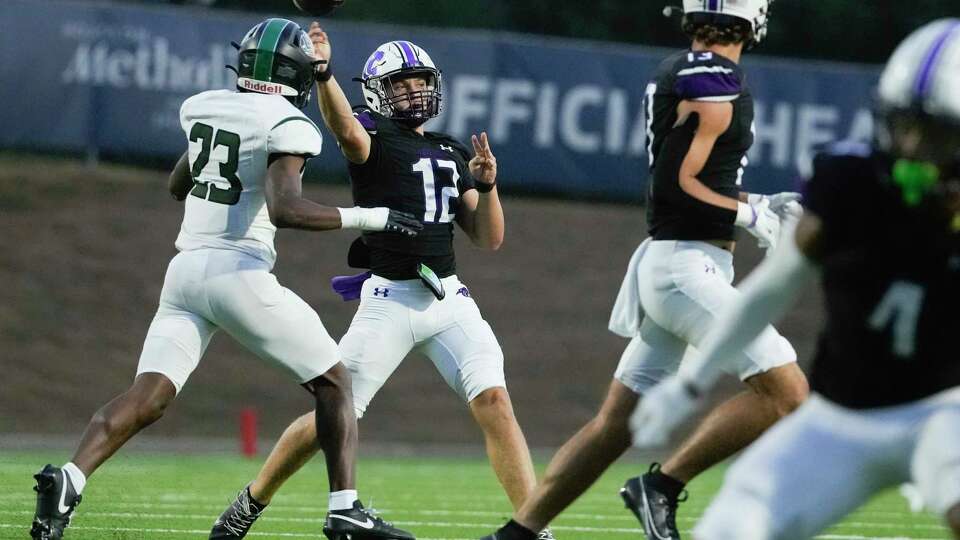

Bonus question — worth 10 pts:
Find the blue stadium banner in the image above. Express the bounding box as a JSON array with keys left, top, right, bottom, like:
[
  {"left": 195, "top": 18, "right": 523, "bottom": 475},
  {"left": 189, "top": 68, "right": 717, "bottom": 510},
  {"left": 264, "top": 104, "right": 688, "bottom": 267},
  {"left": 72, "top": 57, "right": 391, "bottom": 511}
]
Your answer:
[{"left": 0, "top": 0, "right": 880, "bottom": 199}]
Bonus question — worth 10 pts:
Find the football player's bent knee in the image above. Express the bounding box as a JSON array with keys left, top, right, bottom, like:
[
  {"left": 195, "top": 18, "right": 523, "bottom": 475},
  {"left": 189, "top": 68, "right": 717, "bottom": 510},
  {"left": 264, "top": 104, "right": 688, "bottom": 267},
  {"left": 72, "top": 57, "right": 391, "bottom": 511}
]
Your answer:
[
  {"left": 308, "top": 363, "right": 353, "bottom": 394},
  {"left": 470, "top": 387, "right": 515, "bottom": 420},
  {"left": 772, "top": 377, "right": 808, "bottom": 417}
]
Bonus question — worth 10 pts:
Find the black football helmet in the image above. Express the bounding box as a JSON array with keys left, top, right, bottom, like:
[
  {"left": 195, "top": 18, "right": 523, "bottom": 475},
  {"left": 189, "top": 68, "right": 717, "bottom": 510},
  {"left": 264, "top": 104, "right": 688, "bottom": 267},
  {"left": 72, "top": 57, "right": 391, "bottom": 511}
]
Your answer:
[{"left": 233, "top": 18, "right": 318, "bottom": 108}]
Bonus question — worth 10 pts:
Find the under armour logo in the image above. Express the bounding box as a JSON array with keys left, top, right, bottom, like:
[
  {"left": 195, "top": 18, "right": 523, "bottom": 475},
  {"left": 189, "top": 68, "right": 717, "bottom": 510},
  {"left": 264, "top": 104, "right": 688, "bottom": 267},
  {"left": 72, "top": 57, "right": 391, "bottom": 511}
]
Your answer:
[
  {"left": 373, "top": 288, "right": 389, "bottom": 297},
  {"left": 705, "top": 265, "right": 716, "bottom": 274},
  {"left": 440, "top": 144, "right": 454, "bottom": 152},
  {"left": 456, "top": 286, "right": 470, "bottom": 297}
]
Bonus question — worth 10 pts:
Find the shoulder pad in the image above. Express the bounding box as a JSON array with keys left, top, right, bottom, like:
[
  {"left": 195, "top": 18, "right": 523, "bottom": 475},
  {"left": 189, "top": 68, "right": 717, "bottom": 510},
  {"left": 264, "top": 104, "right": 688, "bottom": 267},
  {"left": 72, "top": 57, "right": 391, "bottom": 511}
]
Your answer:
[{"left": 674, "top": 51, "right": 742, "bottom": 102}]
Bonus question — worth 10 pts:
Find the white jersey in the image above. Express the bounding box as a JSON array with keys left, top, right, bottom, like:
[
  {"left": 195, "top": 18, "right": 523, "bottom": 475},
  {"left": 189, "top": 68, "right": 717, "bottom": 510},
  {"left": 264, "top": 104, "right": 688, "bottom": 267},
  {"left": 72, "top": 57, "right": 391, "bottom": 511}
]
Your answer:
[{"left": 175, "top": 90, "right": 323, "bottom": 267}]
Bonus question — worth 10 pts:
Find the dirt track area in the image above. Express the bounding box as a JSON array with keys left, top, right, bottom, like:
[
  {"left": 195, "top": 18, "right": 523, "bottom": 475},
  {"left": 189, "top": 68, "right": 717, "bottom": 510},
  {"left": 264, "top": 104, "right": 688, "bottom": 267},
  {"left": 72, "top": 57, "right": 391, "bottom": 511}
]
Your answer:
[{"left": 2, "top": 156, "right": 823, "bottom": 447}]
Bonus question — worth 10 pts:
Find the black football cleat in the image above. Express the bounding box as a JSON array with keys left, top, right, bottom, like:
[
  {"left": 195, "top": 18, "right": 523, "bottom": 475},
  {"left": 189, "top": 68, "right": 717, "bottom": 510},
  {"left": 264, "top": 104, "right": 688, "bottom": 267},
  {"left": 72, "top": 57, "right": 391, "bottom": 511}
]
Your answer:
[
  {"left": 478, "top": 520, "right": 539, "bottom": 540},
  {"left": 620, "top": 464, "right": 687, "bottom": 540},
  {"left": 323, "top": 501, "right": 415, "bottom": 540},
  {"left": 209, "top": 486, "right": 267, "bottom": 539},
  {"left": 30, "top": 465, "right": 82, "bottom": 540}
]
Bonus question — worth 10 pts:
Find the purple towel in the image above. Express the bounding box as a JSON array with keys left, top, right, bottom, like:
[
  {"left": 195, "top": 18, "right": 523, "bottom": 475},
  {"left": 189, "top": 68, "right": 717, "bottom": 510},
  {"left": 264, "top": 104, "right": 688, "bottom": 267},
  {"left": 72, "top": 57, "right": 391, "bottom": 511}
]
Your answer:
[{"left": 331, "top": 271, "right": 372, "bottom": 301}]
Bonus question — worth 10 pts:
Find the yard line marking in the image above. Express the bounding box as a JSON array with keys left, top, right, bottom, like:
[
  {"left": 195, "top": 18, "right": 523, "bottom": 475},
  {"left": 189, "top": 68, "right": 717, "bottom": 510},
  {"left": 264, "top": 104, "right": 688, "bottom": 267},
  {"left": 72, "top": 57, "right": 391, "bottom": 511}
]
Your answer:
[
  {"left": 0, "top": 510, "right": 947, "bottom": 540},
  {"left": 0, "top": 524, "right": 472, "bottom": 540},
  {"left": 0, "top": 523, "right": 941, "bottom": 540}
]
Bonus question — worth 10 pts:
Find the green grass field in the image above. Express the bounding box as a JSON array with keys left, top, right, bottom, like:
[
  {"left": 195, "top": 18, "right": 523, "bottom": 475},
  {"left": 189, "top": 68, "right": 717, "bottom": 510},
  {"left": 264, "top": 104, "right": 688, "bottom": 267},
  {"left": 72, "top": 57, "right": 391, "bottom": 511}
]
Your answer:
[{"left": 0, "top": 452, "right": 950, "bottom": 539}]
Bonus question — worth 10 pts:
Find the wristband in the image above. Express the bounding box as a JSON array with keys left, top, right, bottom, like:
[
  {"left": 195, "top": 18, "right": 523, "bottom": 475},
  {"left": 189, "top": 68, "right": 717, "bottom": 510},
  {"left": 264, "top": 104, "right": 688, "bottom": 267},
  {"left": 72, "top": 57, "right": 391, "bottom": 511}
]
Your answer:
[
  {"left": 315, "top": 61, "right": 333, "bottom": 83},
  {"left": 735, "top": 202, "right": 758, "bottom": 228},
  {"left": 475, "top": 181, "right": 496, "bottom": 194},
  {"left": 337, "top": 207, "right": 386, "bottom": 230}
]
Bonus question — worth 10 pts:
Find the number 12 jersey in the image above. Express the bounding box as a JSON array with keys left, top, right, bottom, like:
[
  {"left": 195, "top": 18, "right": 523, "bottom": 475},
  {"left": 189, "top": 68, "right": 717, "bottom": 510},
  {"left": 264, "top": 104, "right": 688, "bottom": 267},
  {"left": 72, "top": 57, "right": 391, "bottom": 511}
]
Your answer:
[{"left": 348, "top": 110, "right": 477, "bottom": 280}]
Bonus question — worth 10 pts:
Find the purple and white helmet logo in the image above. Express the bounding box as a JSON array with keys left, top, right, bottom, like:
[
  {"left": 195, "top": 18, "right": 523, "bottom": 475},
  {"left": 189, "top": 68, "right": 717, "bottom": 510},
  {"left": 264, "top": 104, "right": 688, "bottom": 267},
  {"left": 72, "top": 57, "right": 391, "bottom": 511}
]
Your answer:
[{"left": 364, "top": 50, "right": 386, "bottom": 77}]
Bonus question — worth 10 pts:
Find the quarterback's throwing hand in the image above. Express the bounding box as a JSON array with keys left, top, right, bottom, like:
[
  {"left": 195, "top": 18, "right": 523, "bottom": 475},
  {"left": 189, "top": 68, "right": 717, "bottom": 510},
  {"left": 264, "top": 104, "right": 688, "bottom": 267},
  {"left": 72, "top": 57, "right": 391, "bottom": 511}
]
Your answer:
[
  {"left": 469, "top": 132, "right": 497, "bottom": 186},
  {"left": 630, "top": 377, "right": 702, "bottom": 448},
  {"left": 308, "top": 22, "right": 331, "bottom": 72}
]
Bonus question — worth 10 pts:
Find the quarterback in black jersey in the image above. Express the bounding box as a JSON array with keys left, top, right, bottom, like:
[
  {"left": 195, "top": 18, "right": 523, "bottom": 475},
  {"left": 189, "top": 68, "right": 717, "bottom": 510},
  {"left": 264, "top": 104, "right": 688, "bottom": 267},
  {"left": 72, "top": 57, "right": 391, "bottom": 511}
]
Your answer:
[
  {"left": 480, "top": 3, "right": 805, "bottom": 540},
  {"left": 209, "top": 24, "right": 557, "bottom": 540},
  {"left": 632, "top": 18, "right": 960, "bottom": 540}
]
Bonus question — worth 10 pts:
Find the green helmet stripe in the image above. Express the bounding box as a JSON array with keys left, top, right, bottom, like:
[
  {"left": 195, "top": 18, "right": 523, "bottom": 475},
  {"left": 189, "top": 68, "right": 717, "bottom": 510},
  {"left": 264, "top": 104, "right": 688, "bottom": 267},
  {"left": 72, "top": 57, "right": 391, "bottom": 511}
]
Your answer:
[{"left": 253, "top": 19, "right": 290, "bottom": 82}]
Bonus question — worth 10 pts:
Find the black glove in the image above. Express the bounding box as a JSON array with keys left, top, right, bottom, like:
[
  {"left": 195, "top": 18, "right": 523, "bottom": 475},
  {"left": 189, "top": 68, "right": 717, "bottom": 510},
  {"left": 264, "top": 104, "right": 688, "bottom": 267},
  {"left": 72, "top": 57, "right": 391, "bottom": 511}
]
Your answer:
[{"left": 385, "top": 210, "right": 423, "bottom": 237}]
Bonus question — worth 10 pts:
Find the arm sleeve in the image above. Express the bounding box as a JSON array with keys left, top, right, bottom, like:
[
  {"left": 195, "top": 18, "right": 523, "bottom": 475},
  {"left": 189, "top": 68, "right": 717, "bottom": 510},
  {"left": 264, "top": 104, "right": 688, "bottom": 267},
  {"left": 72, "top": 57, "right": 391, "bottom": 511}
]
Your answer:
[
  {"left": 651, "top": 113, "right": 738, "bottom": 223},
  {"left": 268, "top": 116, "right": 323, "bottom": 157},
  {"left": 677, "top": 221, "right": 818, "bottom": 388}
]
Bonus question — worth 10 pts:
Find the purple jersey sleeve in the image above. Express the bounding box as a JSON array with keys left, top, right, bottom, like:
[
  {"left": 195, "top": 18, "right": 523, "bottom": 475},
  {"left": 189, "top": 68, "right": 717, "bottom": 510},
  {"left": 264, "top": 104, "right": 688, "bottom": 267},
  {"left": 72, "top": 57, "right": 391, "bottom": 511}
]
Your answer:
[
  {"left": 674, "top": 62, "right": 742, "bottom": 102},
  {"left": 354, "top": 110, "right": 378, "bottom": 132}
]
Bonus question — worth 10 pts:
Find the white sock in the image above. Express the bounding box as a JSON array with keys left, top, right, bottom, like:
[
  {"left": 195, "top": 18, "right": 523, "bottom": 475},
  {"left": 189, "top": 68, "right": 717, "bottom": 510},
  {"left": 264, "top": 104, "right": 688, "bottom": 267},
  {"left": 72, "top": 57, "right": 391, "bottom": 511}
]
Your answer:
[
  {"left": 62, "top": 462, "right": 87, "bottom": 495},
  {"left": 328, "top": 489, "right": 358, "bottom": 511}
]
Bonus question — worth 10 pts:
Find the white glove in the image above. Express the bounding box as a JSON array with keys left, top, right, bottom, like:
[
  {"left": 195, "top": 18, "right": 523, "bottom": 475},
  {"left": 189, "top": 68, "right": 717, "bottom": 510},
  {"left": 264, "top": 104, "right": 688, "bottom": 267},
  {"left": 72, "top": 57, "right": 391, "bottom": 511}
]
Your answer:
[
  {"left": 736, "top": 198, "right": 780, "bottom": 251},
  {"left": 748, "top": 192, "right": 802, "bottom": 219},
  {"left": 630, "top": 376, "right": 702, "bottom": 448}
]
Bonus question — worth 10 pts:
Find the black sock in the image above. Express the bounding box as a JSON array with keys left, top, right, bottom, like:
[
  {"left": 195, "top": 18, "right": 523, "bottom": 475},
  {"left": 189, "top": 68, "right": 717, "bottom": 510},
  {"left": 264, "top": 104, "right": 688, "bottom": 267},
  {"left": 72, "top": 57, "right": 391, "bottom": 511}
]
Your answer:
[
  {"left": 645, "top": 468, "right": 686, "bottom": 501},
  {"left": 496, "top": 519, "right": 537, "bottom": 540},
  {"left": 245, "top": 486, "right": 268, "bottom": 512}
]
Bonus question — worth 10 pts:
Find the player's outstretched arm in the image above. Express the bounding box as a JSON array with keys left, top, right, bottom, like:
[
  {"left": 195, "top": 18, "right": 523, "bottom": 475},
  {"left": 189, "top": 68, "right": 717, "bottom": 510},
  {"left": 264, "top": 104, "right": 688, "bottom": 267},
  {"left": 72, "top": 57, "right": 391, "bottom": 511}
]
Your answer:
[
  {"left": 168, "top": 151, "right": 193, "bottom": 201},
  {"left": 457, "top": 132, "right": 504, "bottom": 250},
  {"left": 265, "top": 154, "right": 421, "bottom": 235},
  {"left": 309, "top": 22, "right": 371, "bottom": 164},
  {"left": 631, "top": 215, "right": 823, "bottom": 447}
]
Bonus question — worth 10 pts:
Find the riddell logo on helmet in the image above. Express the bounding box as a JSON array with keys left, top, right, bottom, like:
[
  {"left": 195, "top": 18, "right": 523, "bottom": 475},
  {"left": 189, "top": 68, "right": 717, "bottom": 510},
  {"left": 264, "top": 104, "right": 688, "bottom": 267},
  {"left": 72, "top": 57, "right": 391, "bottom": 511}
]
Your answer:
[{"left": 240, "top": 78, "right": 283, "bottom": 94}]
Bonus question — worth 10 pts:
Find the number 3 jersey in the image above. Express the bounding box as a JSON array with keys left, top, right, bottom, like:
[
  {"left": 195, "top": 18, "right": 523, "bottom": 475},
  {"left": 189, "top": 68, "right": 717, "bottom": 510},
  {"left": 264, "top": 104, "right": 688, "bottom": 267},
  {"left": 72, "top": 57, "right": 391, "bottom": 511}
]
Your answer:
[
  {"left": 348, "top": 110, "right": 477, "bottom": 280},
  {"left": 176, "top": 89, "right": 323, "bottom": 268},
  {"left": 802, "top": 144, "right": 960, "bottom": 409}
]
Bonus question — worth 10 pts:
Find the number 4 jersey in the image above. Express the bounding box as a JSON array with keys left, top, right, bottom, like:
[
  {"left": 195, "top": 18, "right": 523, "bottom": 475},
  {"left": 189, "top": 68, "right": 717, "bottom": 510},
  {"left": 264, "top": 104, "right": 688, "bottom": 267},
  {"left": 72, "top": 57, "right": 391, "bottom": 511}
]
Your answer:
[
  {"left": 802, "top": 144, "right": 960, "bottom": 409},
  {"left": 176, "top": 89, "right": 323, "bottom": 267},
  {"left": 348, "top": 109, "right": 477, "bottom": 280}
]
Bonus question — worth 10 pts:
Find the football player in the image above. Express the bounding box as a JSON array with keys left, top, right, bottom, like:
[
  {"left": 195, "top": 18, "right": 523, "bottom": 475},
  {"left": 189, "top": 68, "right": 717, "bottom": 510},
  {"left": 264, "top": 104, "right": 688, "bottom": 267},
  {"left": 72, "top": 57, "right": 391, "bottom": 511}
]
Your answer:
[
  {"left": 30, "top": 18, "right": 417, "bottom": 540},
  {"left": 479, "top": 2, "right": 808, "bottom": 539},
  {"left": 631, "top": 17, "right": 960, "bottom": 540},
  {"left": 206, "top": 24, "right": 556, "bottom": 540}
]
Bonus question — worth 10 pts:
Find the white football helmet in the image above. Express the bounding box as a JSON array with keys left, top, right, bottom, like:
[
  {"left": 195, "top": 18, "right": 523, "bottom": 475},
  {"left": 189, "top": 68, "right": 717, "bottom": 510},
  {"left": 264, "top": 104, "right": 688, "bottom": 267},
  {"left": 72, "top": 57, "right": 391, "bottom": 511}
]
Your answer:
[
  {"left": 681, "top": 0, "right": 774, "bottom": 46},
  {"left": 878, "top": 19, "right": 960, "bottom": 123},
  {"left": 875, "top": 18, "right": 960, "bottom": 206},
  {"left": 357, "top": 41, "right": 442, "bottom": 122}
]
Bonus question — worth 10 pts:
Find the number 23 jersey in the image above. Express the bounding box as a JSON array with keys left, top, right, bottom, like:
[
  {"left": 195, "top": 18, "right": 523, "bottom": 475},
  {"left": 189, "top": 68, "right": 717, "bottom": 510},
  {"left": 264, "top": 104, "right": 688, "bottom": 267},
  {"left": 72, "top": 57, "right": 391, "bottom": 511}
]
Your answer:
[
  {"left": 176, "top": 89, "right": 323, "bottom": 268},
  {"left": 349, "top": 110, "right": 477, "bottom": 280}
]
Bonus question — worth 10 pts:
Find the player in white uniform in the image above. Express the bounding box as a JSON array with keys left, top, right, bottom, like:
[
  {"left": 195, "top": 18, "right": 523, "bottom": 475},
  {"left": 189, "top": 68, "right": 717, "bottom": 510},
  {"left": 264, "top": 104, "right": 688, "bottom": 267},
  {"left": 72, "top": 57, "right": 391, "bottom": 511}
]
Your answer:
[
  {"left": 30, "top": 18, "right": 417, "bottom": 540},
  {"left": 207, "top": 24, "right": 554, "bottom": 540},
  {"left": 631, "top": 18, "right": 960, "bottom": 540}
]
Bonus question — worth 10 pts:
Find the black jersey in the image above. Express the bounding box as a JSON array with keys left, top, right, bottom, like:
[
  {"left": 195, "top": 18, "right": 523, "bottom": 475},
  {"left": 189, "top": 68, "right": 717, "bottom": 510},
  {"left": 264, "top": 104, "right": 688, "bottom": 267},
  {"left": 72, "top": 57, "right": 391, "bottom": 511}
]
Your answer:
[
  {"left": 348, "top": 110, "right": 477, "bottom": 280},
  {"left": 802, "top": 143, "right": 960, "bottom": 409},
  {"left": 644, "top": 50, "right": 754, "bottom": 241}
]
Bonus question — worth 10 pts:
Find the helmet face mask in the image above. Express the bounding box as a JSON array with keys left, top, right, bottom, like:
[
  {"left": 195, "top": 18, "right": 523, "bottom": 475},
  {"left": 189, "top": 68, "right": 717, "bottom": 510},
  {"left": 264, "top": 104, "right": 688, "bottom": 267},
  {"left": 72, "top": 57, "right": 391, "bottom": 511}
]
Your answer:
[
  {"left": 359, "top": 41, "right": 442, "bottom": 124},
  {"left": 234, "top": 18, "right": 317, "bottom": 108}
]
